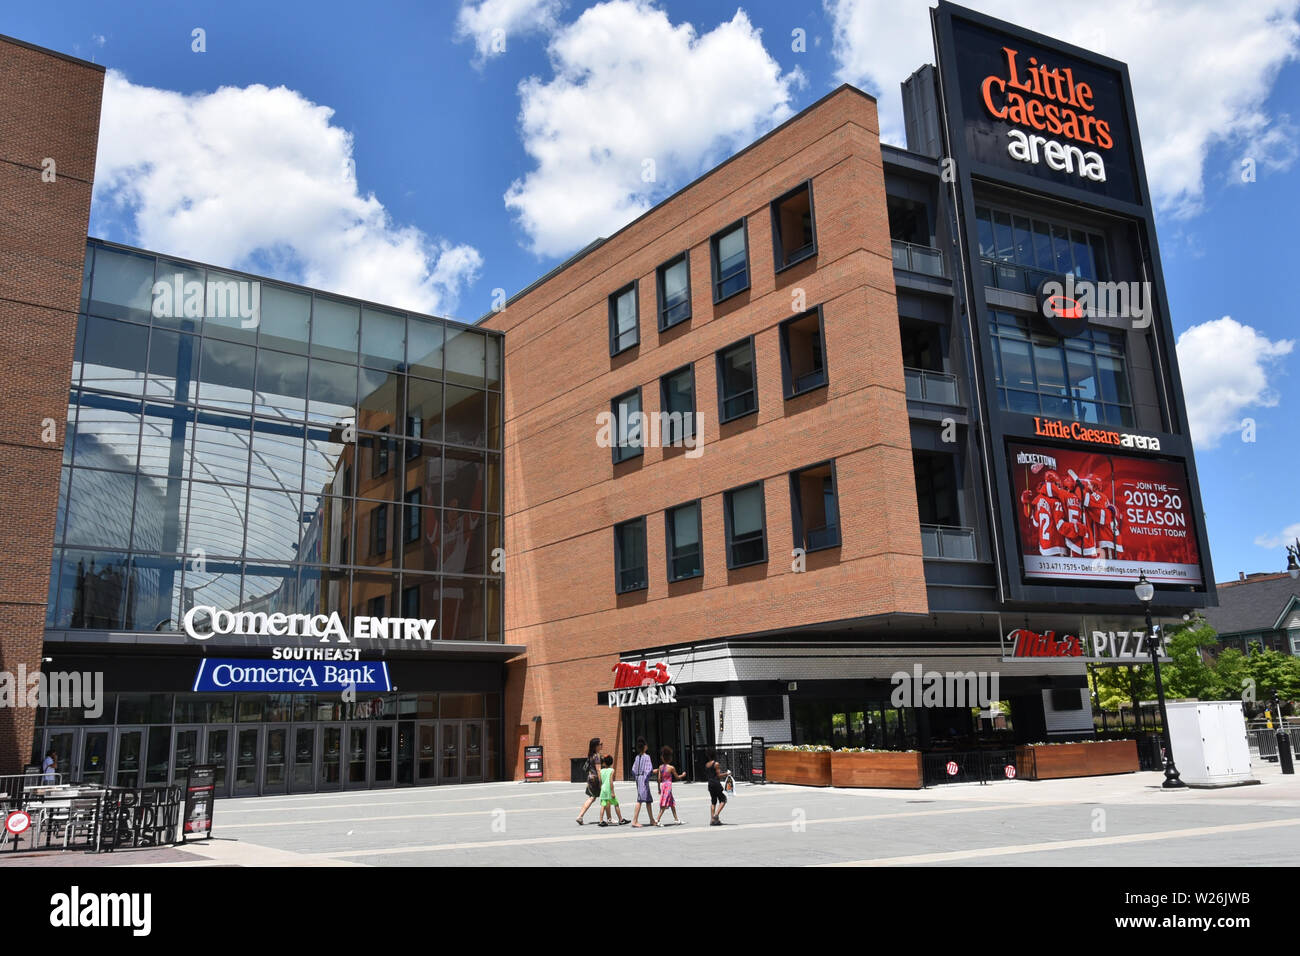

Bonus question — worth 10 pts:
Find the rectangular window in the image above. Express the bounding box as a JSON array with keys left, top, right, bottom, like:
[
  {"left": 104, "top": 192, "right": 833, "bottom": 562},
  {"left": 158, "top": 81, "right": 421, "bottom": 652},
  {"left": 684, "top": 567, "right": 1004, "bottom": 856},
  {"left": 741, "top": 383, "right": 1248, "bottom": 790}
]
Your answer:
[
  {"left": 608, "top": 282, "right": 639, "bottom": 355},
  {"left": 404, "top": 489, "right": 422, "bottom": 544},
  {"left": 659, "top": 365, "right": 695, "bottom": 445},
  {"left": 975, "top": 204, "right": 1109, "bottom": 283},
  {"left": 402, "top": 585, "right": 419, "bottom": 618},
  {"left": 790, "top": 462, "right": 840, "bottom": 552},
  {"left": 716, "top": 338, "right": 757, "bottom": 423},
  {"left": 611, "top": 388, "right": 643, "bottom": 464},
  {"left": 656, "top": 253, "right": 691, "bottom": 330},
  {"left": 367, "top": 595, "right": 386, "bottom": 618},
  {"left": 665, "top": 500, "right": 702, "bottom": 581},
  {"left": 614, "top": 517, "right": 648, "bottom": 593},
  {"left": 371, "top": 503, "right": 389, "bottom": 556},
  {"left": 372, "top": 426, "right": 391, "bottom": 477},
  {"left": 779, "top": 307, "right": 827, "bottom": 397},
  {"left": 746, "top": 696, "right": 784, "bottom": 721},
  {"left": 724, "top": 481, "right": 767, "bottom": 568},
  {"left": 711, "top": 221, "right": 749, "bottom": 302},
  {"left": 771, "top": 182, "right": 816, "bottom": 271}
]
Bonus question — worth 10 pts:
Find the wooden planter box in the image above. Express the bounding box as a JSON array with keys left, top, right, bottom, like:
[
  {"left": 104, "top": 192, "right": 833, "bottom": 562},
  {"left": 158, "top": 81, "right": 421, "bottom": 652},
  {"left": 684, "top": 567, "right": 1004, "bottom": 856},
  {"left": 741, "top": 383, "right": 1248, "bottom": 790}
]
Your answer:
[
  {"left": 1018, "top": 739, "right": 1139, "bottom": 780},
  {"left": 830, "top": 751, "right": 923, "bottom": 789},
  {"left": 765, "top": 749, "right": 832, "bottom": 787}
]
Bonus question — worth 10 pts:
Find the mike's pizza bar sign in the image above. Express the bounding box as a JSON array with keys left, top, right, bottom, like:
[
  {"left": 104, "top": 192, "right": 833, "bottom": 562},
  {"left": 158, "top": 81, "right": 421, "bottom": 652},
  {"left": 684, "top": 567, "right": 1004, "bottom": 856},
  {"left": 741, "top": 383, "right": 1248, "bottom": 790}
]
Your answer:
[
  {"left": 1001, "top": 626, "right": 1171, "bottom": 663},
  {"left": 604, "top": 660, "right": 677, "bottom": 708},
  {"left": 941, "top": 5, "right": 1140, "bottom": 204}
]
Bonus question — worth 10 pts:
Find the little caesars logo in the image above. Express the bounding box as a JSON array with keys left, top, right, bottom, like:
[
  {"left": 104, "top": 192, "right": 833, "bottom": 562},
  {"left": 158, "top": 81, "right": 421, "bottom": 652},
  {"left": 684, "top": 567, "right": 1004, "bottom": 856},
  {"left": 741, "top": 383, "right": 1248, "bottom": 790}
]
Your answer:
[{"left": 183, "top": 607, "right": 435, "bottom": 643}]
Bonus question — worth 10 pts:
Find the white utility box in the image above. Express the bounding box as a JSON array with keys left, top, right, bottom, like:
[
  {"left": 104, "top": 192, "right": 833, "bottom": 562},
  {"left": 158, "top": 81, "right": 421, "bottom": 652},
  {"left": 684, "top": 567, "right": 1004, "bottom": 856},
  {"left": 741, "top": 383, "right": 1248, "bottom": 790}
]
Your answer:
[{"left": 1165, "top": 700, "right": 1257, "bottom": 787}]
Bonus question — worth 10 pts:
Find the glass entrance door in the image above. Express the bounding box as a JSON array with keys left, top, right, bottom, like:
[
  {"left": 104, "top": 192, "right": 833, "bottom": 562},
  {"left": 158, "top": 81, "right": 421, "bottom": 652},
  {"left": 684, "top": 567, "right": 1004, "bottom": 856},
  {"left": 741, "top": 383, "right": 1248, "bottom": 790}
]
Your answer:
[
  {"left": 319, "top": 724, "right": 343, "bottom": 790},
  {"left": 439, "top": 720, "right": 462, "bottom": 784},
  {"left": 415, "top": 721, "right": 437, "bottom": 784},
  {"left": 373, "top": 724, "right": 395, "bottom": 788},
  {"left": 462, "top": 721, "right": 483, "bottom": 782},
  {"left": 396, "top": 721, "right": 414, "bottom": 785},
  {"left": 345, "top": 724, "right": 369, "bottom": 788},
  {"left": 114, "top": 728, "right": 144, "bottom": 788},
  {"left": 263, "top": 725, "right": 289, "bottom": 795},
  {"left": 291, "top": 726, "right": 316, "bottom": 792},
  {"left": 44, "top": 729, "right": 78, "bottom": 785},
  {"left": 233, "top": 726, "right": 261, "bottom": 796},
  {"left": 206, "top": 727, "right": 231, "bottom": 797},
  {"left": 81, "top": 730, "right": 109, "bottom": 786},
  {"left": 171, "top": 727, "right": 201, "bottom": 786}
]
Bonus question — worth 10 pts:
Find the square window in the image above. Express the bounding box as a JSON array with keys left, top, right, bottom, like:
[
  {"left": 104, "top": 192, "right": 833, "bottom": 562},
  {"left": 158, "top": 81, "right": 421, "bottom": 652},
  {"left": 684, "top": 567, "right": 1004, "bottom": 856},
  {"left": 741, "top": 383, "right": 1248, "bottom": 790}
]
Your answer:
[
  {"left": 659, "top": 365, "right": 695, "bottom": 445},
  {"left": 716, "top": 338, "right": 757, "bottom": 423},
  {"left": 790, "top": 461, "right": 840, "bottom": 552},
  {"left": 611, "top": 388, "right": 643, "bottom": 464},
  {"left": 779, "top": 308, "right": 828, "bottom": 397},
  {"left": 656, "top": 253, "right": 691, "bottom": 330},
  {"left": 609, "top": 282, "right": 639, "bottom": 355},
  {"left": 724, "top": 482, "right": 767, "bottom": 568},
  {"left": 665, "top": 500, "right": 702, "bottom": 581},
  {"left": 614, "top": 517, "right": 648, "bottom": 593},
  {"left": 711, "top": 221, "right": 749, "bottom": 302},
  {"left": 771, "top": 182, "right": 817, "bottom": 271}
]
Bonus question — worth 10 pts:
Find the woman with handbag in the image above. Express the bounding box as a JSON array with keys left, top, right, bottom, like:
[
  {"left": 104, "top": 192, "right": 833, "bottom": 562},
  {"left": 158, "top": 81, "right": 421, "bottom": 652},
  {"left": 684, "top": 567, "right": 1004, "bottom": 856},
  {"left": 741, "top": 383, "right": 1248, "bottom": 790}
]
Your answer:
[{"left": 576, "top": 737, "right": 604, "bottom": 825}]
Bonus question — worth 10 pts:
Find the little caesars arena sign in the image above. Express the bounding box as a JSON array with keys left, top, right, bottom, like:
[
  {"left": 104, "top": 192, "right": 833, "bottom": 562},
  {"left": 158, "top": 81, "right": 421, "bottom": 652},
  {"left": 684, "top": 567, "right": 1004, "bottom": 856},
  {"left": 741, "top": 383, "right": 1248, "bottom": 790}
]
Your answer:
[{"left": 183, "top": 607, "right": 435, "bottom": 660}]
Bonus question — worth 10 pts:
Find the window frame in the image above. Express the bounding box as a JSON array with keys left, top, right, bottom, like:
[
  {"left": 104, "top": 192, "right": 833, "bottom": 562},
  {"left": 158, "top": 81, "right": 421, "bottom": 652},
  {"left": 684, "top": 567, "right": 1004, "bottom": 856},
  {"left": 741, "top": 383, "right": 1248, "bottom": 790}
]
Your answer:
[
  {"left": 658, "top": 363, "right": 696, "bottom": 445},
  {"left": 715, "top": 336, "right": 758, "bottom": 425},
  {"left": 610, "top": 387, "right": 644, "bottom": 464},
  {"left": 778, "top": 305, "right": 829, "bottom": 399},
  {"left": 770, "top": 180, "right": 818, "bottom": 273},
  {"left": 710, "top": 219, "right": 751, "bottom": 304},
  {"left": 664, "top": 499, "right": 704, "bottom": 582},
  {"left": 613, "top": 515, "right": 649, "bottom": 594},
  {"left": 608, "top": 280, "right": 640, "bottom": 357},
  {"left": 371, "top": 502, "right": 389, "bottom": 556},
  {"left": 789, "top": 459, "right": 841, "bottom": 554},
  {"left": 403, "top": 488, "right": 422, "bottom": 545},
  {"left": 723, "top": 480, "right": 768, "bottom": 570},
  {"left": 655, "top": 252, "right": 692, "bottom": 331}
]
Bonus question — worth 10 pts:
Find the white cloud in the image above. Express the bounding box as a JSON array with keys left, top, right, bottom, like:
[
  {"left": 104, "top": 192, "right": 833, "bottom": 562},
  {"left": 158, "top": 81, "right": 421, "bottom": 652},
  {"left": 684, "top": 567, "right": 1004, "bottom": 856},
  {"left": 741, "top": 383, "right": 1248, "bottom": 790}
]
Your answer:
[
  {"left": 92, "top": 71, "right": 482, "bottom": 316},
  {"left": 1174, "top": 316, "right": 1294, "bottom": 448},
  {"left": 1254, "top": 522, "right": 1300, "bottom": 550},
  {"left": 823, "top": 0, "right": 1300, "bottom": 217},
  {"left": 456, "top": 0, "right": 564, "bottom": 61},
  {"left": 504, "top": 0, "right": 801, "bottom": 258}
]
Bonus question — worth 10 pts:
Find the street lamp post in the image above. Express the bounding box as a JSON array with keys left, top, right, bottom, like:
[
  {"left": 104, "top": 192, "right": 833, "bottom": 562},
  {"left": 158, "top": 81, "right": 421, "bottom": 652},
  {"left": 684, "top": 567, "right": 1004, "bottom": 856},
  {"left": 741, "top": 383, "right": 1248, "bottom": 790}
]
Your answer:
[{"left": 1135, "top": 573, "right": 1185, "bottom": 788}]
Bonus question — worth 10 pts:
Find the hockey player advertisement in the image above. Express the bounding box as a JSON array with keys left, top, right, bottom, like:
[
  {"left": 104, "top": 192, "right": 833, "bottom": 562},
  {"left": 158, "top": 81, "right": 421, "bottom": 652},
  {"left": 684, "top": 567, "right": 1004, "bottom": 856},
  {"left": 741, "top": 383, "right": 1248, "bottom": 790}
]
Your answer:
[{"left": 1009, "top": 442, "right": 1202, "bottom": 585}]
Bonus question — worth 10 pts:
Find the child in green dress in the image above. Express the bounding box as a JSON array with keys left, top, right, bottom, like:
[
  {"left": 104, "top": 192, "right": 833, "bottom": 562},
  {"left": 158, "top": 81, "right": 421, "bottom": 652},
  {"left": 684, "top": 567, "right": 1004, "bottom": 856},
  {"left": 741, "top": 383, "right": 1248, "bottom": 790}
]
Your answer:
[{"left": 598, "top": 755, "right": 629, "bottom": 826}]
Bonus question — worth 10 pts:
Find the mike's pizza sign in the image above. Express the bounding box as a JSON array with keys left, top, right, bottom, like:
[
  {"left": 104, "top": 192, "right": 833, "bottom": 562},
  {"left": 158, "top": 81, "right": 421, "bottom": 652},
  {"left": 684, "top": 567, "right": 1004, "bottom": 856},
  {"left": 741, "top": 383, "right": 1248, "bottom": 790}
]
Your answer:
[{"left": 941, "top": 6, "right": 1140, "bottom": 205}]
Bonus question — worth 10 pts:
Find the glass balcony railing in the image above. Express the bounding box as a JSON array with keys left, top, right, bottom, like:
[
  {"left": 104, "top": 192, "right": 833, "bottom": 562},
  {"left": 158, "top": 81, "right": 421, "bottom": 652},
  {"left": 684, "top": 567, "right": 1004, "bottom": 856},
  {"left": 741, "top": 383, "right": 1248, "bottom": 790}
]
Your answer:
[
  {"left": 980, "top": 258, "right": 1058, "bottom": 295},
  {"left": 903, "top": 367, "right": 959, "bottom": 405},
  {"left": 892, "top": 240, "right": 946, "bottom": 278},
  {"left": 920, "top": 524, "right": 977, "bottom": 561}
]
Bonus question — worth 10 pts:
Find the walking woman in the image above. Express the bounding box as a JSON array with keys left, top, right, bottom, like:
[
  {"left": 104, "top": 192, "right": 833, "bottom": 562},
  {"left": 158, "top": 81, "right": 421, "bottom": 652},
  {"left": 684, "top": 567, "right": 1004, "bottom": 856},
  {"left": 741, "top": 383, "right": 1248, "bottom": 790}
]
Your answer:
[
  {"left": 576, "top": 737, "right": 603, "bottom": 825},
  {"left": 630, "top": 737, "right": 656, "bottom": 827}
]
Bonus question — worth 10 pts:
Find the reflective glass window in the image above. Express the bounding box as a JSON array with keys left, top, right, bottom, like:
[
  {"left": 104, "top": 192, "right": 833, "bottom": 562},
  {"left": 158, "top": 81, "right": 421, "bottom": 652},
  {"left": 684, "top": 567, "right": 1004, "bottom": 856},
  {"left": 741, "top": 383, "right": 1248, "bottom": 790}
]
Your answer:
[
  {"left": 182, "top": 560, "right": 243, "bottom": 615},
  {"left": 151, "top": 260, "right": 205, "bottom": 332},
  {"left": 202, "top": 270, "right": 260, "bottom": 344},
  {"left": 304, "top": 425, "right": 349, "bottom": 497},
  {"left": 82, "top": 315, "right": 148, "bottom": 396},
  {"left": 146, "top": 328, "right": 200, "bottom": 402},
  {"left": 242, "top": 563, "right": 300, "bottom": 612},
  {"left": 185, "top": 484, "right": 249, "bottom": 558},
  {"left": 197, "top": 338, "right": 255, "bottom": 412},
  {"left": 444, "top": 385, "right": 486, "bottom": 448},
  {"left": 254, "top": 349, "right": 309, "bottom": 419},
  {"left": 358, "top": 367, "right": 401, "bottom": 431},
  {"left": 258, "top": 285, "right": 311, "bottom": 353},
  {"left": 307, "top": 358, "right": 357, "bottom": 426},
  {"left": 361, "top": 307, "right": 406, "bottom": 370},
  {"left": 441, "top": 577, "right": 484, "bottom": 641},
  {"left": 407, "top": 316, "right": 443, "bottom": 379},
  {"left": 69, "top": 392, "right": 141, "bottom": 471},
  {"left": 443, "top": 448, "right": 484, "bottom": 513},
  {"left": 137, "top": 402, "right": 194, "bottom": 478},
  {"left": 443, "top": 510, "right": 485, "bottom": 576},
  {"left": 245, "top": 488, "right": 303, "bottom": 562},
  {"left": 132, "top": 473, "right": 187, "bottom": 554},
  {"left": 444, "top": 329, "right": 486, "bottom": 387},
  {"left": 129, "top": 554, "right": 185, "bottom": 632},
  {"left": 65, "top": 468, "right": 136, "bottom": 549},
  {"left": 311, "top": 296, "right": 360, "bottom": 363},
  {"left": 407, "top": 377, "right": 443, "bottom": 442},
  {"left": 249, "top": 418, "right": 305, "bottom": 490},
  {"left": 187, "top": 411, "right": 252, "bottom": 485},
  {"left": 54, "top": 550, "right": 132, "bottom": 630},
  {"left": 88, "top": 247, "right": 155, "bottom": 323}
]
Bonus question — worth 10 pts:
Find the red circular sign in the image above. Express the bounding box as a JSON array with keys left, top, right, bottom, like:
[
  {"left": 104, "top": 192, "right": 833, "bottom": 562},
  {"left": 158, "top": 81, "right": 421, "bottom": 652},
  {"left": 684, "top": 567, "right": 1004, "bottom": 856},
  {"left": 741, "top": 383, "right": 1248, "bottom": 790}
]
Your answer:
[
  {"left": 1005, "top": 764, "right": 1017, "bottom": 779},
  {"left": 5, "top": 811, "right": 31, "bottom": 835},
  {"left": 946, "top": 761, "right": 959, "bottom": 776}
]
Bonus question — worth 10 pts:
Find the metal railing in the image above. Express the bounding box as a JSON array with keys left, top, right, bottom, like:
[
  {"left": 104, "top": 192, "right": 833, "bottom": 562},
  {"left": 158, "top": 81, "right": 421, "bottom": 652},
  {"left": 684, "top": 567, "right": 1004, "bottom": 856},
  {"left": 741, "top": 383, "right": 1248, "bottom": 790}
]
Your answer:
[
  {"left": 980, "top": 257, "right": 1056, "bottom": 295},
  {"left": 1, "top": 782, "right": 183, "bottom": 853},
  {"left": 923, "top": 749, "right": 1019, "bottom": 786},
  {"left": 1250, "top": 727, "right": 1300, "bottom": 760},
  {"left": 892, "top": 240, "right": 946, "bottom": 277},
  {"left": 904, "top": 367, "right": 959, "bottom": 405},
  {"left": 920, "top": 524, "right": 977, "bottom": 561}
]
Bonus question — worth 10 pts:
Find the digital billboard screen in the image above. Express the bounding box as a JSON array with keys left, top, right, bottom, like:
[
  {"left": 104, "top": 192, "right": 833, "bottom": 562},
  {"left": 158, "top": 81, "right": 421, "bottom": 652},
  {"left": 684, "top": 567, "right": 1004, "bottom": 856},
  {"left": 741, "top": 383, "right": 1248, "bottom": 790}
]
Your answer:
[{"left": 1008, "top": 441, "right": 1202, "bottom": 586}]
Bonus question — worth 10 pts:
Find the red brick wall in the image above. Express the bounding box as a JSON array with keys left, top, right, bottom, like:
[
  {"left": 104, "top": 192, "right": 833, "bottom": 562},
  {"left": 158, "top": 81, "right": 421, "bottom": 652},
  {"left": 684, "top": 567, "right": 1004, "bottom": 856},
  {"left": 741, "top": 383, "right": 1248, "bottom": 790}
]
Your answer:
[
  {"left": 0, "top": 37, "right": 104, "bottom": 770},
  {"left": 484, "top": 87, "right": 929, "bottom": 779}
]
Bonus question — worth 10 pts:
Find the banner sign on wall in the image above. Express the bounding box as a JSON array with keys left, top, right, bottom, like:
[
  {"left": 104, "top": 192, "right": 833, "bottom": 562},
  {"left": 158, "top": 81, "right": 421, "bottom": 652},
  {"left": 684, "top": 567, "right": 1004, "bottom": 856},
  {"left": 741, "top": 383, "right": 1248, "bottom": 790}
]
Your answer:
[
  {"left": 192, "top": 658, "right": 392, "bottom": 693},
  {"left": 946, "top": 9, "right": 1140, "bottom": 204},
  {"left": 1009, "top": 441, "right": 1202, "bottom": 585}
]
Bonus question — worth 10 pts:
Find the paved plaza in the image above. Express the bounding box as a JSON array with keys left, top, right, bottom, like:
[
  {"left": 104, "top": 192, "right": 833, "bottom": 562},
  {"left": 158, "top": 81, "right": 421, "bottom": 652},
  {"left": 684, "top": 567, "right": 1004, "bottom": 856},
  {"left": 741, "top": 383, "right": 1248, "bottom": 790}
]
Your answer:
[{"left": 7, "top": 759, "right": 1297, "bottom": 867}]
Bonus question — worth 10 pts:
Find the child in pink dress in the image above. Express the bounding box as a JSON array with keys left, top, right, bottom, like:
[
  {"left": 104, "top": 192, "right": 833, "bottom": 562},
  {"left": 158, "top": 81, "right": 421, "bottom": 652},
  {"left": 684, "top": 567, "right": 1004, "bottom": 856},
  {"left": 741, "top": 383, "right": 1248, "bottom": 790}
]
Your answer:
[{"left": 655, "top": 745, "right": 687, "bottom": 826}]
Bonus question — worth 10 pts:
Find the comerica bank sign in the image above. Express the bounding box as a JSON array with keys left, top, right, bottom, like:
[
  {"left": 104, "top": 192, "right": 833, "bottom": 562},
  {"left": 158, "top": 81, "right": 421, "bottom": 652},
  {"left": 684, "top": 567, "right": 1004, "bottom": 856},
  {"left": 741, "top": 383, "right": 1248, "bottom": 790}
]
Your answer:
[{"left": 182, "top": 606, "right": 437, "bottom": 644}]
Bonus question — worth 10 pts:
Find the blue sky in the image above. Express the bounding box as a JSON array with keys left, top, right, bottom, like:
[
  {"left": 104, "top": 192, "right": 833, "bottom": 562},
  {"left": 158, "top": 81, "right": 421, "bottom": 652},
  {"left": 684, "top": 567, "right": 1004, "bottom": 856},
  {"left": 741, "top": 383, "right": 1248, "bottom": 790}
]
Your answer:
[{"left": 3, "top": 0, "right": 1297, "bottom": 583}]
